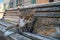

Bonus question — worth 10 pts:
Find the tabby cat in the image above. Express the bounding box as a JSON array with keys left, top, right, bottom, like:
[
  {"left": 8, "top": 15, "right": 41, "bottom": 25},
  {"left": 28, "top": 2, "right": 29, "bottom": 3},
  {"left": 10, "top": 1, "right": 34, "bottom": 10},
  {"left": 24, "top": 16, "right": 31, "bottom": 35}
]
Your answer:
[{"left": 18, "top": 9, "right": 36, "bottom": 32}]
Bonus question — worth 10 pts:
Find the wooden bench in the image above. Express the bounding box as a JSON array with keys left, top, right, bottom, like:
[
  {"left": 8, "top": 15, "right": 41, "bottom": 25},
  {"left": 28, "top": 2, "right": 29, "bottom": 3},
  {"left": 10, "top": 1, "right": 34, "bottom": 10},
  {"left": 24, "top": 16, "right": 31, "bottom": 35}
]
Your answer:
[
  {"left": 9, "top": 33, "right": 31, "bottom": 40},
  {"left": 0, "top": 9, "right": 32, "bottom": 40},
  {"left": 19, "top": 2, "right": 60, "bottom": 40},
  {"left": 21, "top": 32, "right": 57, "bottom": 40},
  {"left": 0, "top": 9, "right": 20, "bottom": 29},
  {"left": 0, "top": 2, "right": 60, "bottom": 40}
]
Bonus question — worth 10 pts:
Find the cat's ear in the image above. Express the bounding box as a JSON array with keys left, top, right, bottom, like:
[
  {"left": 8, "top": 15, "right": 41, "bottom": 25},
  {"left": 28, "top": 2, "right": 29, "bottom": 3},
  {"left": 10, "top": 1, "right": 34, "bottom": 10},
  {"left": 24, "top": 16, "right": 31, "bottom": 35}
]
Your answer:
[
  {"left": 29, "top": 9, "right": 36, "bottom": 17},
  {"left": 19, "top": 12, "right": 22, "bottom": 16},
  {"left": 19, "top": 12, "right": 24, "bottom": 17},
  {"left": 31, "top": 9, "right": 36, "bottom": 14}
]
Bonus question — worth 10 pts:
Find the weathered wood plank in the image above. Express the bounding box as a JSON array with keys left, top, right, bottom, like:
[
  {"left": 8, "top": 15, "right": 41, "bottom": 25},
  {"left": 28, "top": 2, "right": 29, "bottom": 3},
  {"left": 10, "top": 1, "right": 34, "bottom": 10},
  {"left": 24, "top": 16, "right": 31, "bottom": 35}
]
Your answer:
[
  {"left": 20, "top": 2, "right": 60, "bottom": 9},
  {"left": 4, "top": 13, "right": 20, "bottom": 16},
  {"left": 1, "top": 9, "right": 20, "bottom": 27},
  {"left": 0, "top": 25, "right": 17, "bottom": 34},
  {"left": 5, "top": 14, "right": 19, "bottom": 16},
  {"left": 0, "top": 25, "right": 6, "bottom": 32},
  {"left": 3, "top": 18, "right": 19, "bottom": 23},
  {"left": 4, "top": 16, "right": 20, "bottom": 18},
  {"left": 34, "top": 12, "right": 60, "bottom": 17},
  {"left": 0, "top": 20, "right": 15, "bottom": 27},
  {"left": 4, "top": 17, "right": 20, "bottom": 20},
  {"left": 6, "top": 11, "right": 19, "bottom": 13},
  {"left": 10, "top": 33, "right": 31, "bottom": 40},
  {"left": 36, "top": 6, "right": 60, "bottom": 12},
  {"left": 33, "top": 17, "right": 60, "bottom": 36},
  {"left": 3, "top": 19, "right": 19, "bottom": 22},
  {"left": 0, "top": 2, "right": 59, "bottom": 40},
  {"left": 22, "top": 32, "right": 57, "bottom": 40},
  {"left": 1, "top": 19, "right": 19, "bottom": 25},
  {"left": 5, "top": 12, "right": 20, "bottom": 15}
]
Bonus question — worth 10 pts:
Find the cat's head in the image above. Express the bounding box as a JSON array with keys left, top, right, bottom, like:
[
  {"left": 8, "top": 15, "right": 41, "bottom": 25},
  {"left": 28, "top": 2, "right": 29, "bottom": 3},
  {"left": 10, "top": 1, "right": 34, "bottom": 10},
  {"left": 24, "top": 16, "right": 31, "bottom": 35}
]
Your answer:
[
  {"left": 19, "top": 9, "right": 36, "bottom": 23},
  {"left": 24, "top": 9, "right": 36, "bottom": 23}
]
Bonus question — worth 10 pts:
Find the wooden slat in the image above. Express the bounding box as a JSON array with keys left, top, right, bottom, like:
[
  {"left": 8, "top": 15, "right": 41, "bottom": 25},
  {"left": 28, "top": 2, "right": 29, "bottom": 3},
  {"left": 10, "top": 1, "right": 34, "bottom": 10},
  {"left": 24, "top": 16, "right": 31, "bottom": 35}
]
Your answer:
[
  {"left": 4, "top": 17, "right": 19, "bottom": 20},
  {"left": 0, "top": 25, "right": 6, "bottom": 32},
  {"left": 4, "top": 13, "right": 20, "bottom": 16},
  {"left": 34, "top": 12, "right": 60, "bottom": 17},
  {"left": 3, "top": 18, "right": 19, "bottom": 22},
  {"left": 5, "top": 12, "right": 19, "bottom": 15},
  {"left": 22, "top": 32, "right": 57, "bottom": 40},
  {"left": 10, "top": 33, "right": 31, "bottom": 40},
  {"left": 20, "top": 2, "right": 60, "bottom": 9},
  {"left": 5, "top": 13, "right": 19, "bottom": 16},
  {"left": 0, "top": 20, "right": 15, "bottom": 27},
  {"left": 0, "top": 9, "right": 20, "bottom": 29},
  {"left": 3, "top": 17, "right": 19, "bottom": 20},
  {"left": 4, "top": 16, "right": 19, "bottom": 18},
  {"left": 6, "top": 11, "right": 19, "bottom": 12},
  {"left": 36, "top": 6, "right": 60, "bottom": 12}
]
